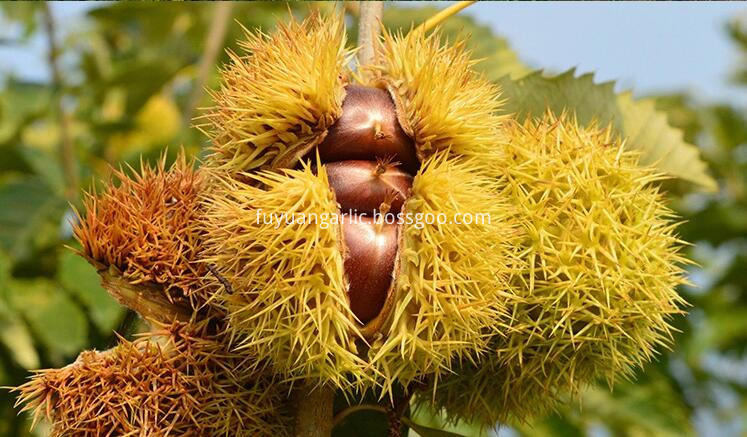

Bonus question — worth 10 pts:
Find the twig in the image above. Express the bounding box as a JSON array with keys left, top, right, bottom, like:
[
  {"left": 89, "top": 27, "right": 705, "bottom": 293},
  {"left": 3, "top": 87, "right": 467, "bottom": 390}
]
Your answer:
[
  {"left": 206, "top": 264, "right": 234, "bottom": 294},
  {"left": 99, "top": 265, "right": 192, "bottom": 325},
  {"left": 357, "top": 1, "right": 383, "bottom": 66},
  {"left": 387, "top": 389, "right": 413, "bottom": 437},
  {"left": 294, "top": 384, "right": 336, "bottom": 437},
  {"left": 42, "top": 3, "right": 78, "bottom": 202},
  {"left": 414, "top": 1, "right": 476, "bottom": 34},
  {"left": 185, "top": 2, "right": 234, "bottom": 126}
]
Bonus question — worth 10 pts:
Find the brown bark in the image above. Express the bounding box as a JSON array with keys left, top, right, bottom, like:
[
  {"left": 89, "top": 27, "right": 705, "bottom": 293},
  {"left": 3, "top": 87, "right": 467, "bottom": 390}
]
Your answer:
[{"left": 293, "top": 383, "right": 335, "bottom": 437}]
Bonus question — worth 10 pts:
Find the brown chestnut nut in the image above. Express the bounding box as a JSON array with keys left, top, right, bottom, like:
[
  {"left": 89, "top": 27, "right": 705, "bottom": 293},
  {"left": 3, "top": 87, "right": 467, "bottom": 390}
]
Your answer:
[
  {"left": 326, "top": 160, "right": 413, "bottom": 215},
  {"left": 317, "top": 85, "right": 418, "bottom": 173},
  {"left": 341, "top": 214, "right": 398, "bottom": 324}
]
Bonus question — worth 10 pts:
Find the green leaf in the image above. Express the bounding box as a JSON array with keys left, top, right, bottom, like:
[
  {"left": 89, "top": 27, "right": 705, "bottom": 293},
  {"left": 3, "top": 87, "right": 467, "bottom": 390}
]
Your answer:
[
  {"left": 617, "top": 92, "right": 716, "bottom": 191},
  {"left": 0, "top": 81, "right": 53, "bottom": 177},
  {"left": 58, "top": 250, "right": 124, "bottom": 334},
  {"left": 519, "top": 370, "right": 694, "bottom": 437},
  {"left": 404, "top": 417, "right": 466, "bottom": 437},
  {"left": 0, "top": 177, "right": 67, "bottom": 263},
  {"left": 0, "top": 80, "right": 51, "bottom": 146},
  {"left": 408, "top": 403, "right": 487, "bottom": 437},
  {"left": 579, "top": 376, "right": 694, "bottom": 437},
  {"left": 497, "top": 69, "right": 717, "bottom": 192},
  {"left": 0, "top": 249, "right": 8, "bottom": 286},
  {"left": 0, "top": 250, "right": 39, "bottom": 369},
  {"left": 0, "top": 306, "right": 40, "bottom": 370},
  {"left": 7, "top": 278, "right": 88, "bottom": 360},
  {"left": 497, "top": 69, "right": 619, "bottom": 124},
  {"left": 18, "top": 146, "right": 66, "bottom": 195}
]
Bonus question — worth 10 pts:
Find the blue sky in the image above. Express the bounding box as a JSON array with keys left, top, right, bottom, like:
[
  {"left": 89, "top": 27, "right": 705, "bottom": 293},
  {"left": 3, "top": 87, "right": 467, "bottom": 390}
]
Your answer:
[
  {"left": 1, "top": 2, "right": 746, "bottom": 106},
  {"left": 460, "top": 1, "right": 747, "bottom": 104}
]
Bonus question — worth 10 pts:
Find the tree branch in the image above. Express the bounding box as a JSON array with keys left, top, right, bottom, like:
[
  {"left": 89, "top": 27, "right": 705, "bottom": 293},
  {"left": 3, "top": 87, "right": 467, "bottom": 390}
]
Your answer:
[
  {"left": 185, "top": 2, "right": 234, "bottom": 126},
  {"left": 99, "top": 265, "right": 192, "bottom": 325},
  {"left": 42, "top": 3, "right": 78, "bottom": 202},
  {"left": 357, "top": 1, "right": 383, "bottom": 67},
  {"left": 294, "top": 383, "right": 336, "bottom": 437},
  {"left": 387, "top": 390, "right": 413, "bottom": 437}
]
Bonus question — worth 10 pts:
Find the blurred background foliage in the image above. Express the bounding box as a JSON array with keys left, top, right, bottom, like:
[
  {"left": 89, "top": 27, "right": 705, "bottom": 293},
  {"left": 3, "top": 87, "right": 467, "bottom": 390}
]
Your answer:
[{"left": 0, "top": 3, "right": 744, "bottom": 436}]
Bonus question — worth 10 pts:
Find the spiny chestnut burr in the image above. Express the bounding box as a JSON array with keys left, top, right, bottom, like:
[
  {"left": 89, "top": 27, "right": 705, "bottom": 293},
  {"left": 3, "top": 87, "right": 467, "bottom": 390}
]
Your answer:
[
  {"left": 325, "top": 159, "right": 413, "bottom": 215},
  {"left": 317, "top": 85, "right": 419, "bottom": 173},
  {"left": 341, "top": 214, "right": 399, "bottom": 324}
]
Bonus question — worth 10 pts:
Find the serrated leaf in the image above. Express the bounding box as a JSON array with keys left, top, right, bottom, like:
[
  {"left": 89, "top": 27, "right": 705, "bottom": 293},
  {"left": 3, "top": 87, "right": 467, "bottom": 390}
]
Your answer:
[
  {"left": 497, "top": 69, "right": 717, "bottom": 191},
  {"left": 617, "top": 92, "right": 716, "bottom": 191},
  {"left": 58, "top": 250, "right": 124, "bottom": 334},
  {"left": 7, "top": 278, "right": 88, "bottom": 360},
  {"left": 497, "top": 69, "right": 620, "bottom": 124}
]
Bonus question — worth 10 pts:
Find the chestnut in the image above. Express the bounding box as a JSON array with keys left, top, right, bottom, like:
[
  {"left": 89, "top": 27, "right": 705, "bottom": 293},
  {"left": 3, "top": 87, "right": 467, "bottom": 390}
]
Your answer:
[
  {"left": 317, "top": 85, "right": 418, "bottom": 173},
  {"left": 325, "top": 160, "right": 412, "bottom": 215},
  {"left": 341, "top": 214, "right": 398, "bottom": 324}
]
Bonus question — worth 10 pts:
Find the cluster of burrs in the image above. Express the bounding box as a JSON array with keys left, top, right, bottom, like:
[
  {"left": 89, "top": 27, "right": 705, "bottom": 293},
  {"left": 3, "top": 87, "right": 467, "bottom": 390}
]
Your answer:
[{"left": 14, "top": 13, "right": 687, "bottom": 436}]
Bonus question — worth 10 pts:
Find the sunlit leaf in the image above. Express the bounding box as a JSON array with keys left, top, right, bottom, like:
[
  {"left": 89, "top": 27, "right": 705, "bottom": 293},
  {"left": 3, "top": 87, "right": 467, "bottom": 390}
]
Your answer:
[
  {"left": 107, "top": 94, "right": 182, "bottom": 162},
  {"left": 617, "top": 92, "right": 716, "bottom": 191},
  {"left": 0, "top": 306, "right": 39, "bottom": 370},
  {"left": 0, "top": 251, "right": 39, "bottom": 369}
]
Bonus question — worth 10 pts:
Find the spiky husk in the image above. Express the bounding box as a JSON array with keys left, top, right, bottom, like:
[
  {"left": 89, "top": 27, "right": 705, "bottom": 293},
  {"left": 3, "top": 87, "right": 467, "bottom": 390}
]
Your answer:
[
  {"left": 200, "top": 13, "right": 352, "bottom": 172},
  {"left": 367, "top": 28, "right": 505, "bottom": 164},
  {"left": 14, "top": 321, "right": 291, "bottom": 436},
  {"left": 368, "top": 151, "right": 519, "bottom": 394},
  {"left": 423, "top": 114, "right": 688, "bottom": 426},
  {"left": 200, "top": 164, "right": 371, "bottom": 390},
  {"left": 75, "top": 153, "right": 209, "bottom": 309}
]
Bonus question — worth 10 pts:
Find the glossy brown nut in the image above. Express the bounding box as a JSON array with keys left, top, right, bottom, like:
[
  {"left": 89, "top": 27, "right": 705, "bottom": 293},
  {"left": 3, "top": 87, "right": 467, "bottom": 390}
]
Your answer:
[
  {"left": 341, "top": 214, "right": 398, "bottom": 324},
  {"left": 325, "top": 160, "right": 413, "bottom": 215},
  {"left": 317, "top": 85, "right": 418, "bottom": 173}
]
